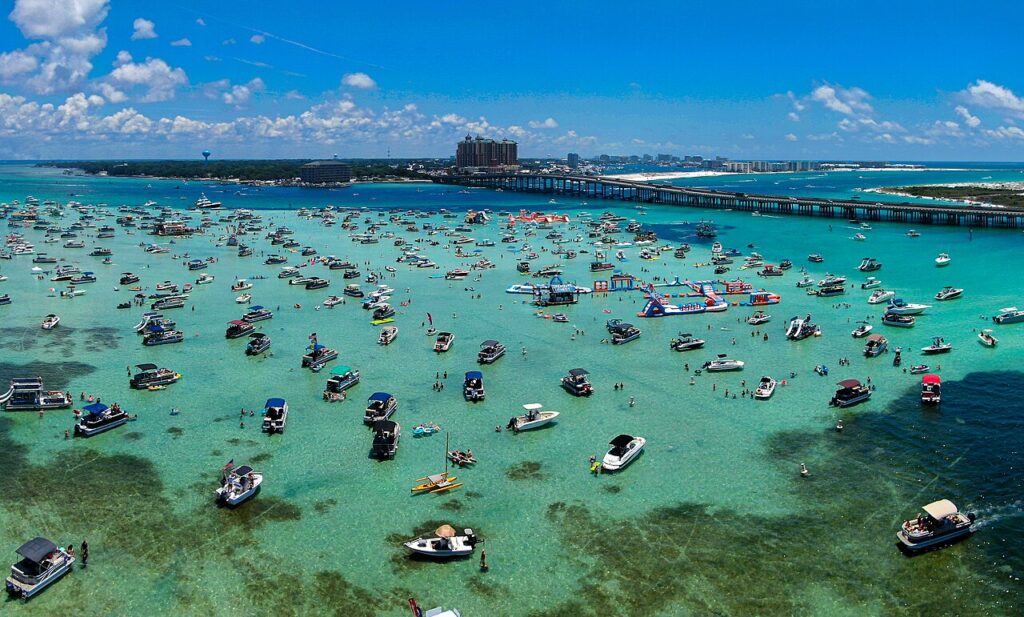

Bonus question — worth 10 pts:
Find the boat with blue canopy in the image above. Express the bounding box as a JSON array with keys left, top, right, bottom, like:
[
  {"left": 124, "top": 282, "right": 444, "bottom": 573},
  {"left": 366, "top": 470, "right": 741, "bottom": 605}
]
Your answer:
[
  {"left": 463, "top": 371, "right": 485, "bottom": 402},
  {"left": 262, "top": 398, "right": 288, "bottom": 433},
  {"left": 364, "top": 392, "right": 397, "bottom": 423},
  {"left": 74, "top": 402, "right": 130, "bottom": 437}
]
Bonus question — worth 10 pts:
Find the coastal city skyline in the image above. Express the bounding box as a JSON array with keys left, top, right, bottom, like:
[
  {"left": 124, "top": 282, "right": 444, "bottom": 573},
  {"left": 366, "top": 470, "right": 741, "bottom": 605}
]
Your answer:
[{"left": 2, "top": 0, "right": 1024, "bottom": 160}]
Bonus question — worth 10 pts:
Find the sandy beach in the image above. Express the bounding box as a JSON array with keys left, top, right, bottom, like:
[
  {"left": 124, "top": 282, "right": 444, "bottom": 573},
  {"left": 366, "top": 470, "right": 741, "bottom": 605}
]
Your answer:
[{"left": 602, "top": 171, "right": 731, "bottom": 181}]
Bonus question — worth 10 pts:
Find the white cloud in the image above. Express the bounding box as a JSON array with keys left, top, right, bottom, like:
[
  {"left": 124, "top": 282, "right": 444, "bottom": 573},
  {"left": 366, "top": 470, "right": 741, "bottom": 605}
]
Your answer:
[
  {"left": 810, "top": 84, "right": 873, "bottom": 116},
  {"left": 196, "top": 18, "right": 206, "bottom": 27},
  {"left": 285, "top": 89, "right": 305, "bottom": 100},
  {"left": 787, "top": 112, "right": 800, "bottom": 122},
  {"left": 528, "top": 117, "right": 558, "bottom": 129},
  {"left": 222, "top": 78, "right": 265, "bottom": 107},
  {"left": 903, "top": 136, "right": 933, "bottom": 145},
  {"left": 926, "top": 120, "right": 962, "bottom": 138},
  {"left": 806, "top": 132, "right": 840, "bottom": 142},
  {"left": 10, "top": 0, "right": 109, "bottom": 39},
  {"left": 983, "top": 126, "right": 1024, "bottom": 140},
  {"left": 250, "top": 34, "right": 265, "bottom": 44},
  {"left": 0, "top": 50, "right": 39, "bottom": 80},
  {"left": 222, "top": 38, "right": 236, "bottom": 46},
  {"left": 786, "top": 90, "right": 806, "bottom": 112},
  {"left": 963, "top": 80, "right": 1024, "bottom": 116},
  {"left": 954, "top": 105, "right": 981, "bottom": 128},
  {"left": 170, "top": 38, "right": 191, "bottom": 47},
  {"left": 131, "top": 18, "right": 157, "bottom": 41},
  {"left": 95, "top": 82, "right": 125, "bottom": 103},
  {"left": 106, "top": 56, "right": 188, "bottom": 102},
  {"left": 204, "top": 55, "right": 221, "bottom": 62},
  {"left": 341, "top": 72, "right": 376, "bottom": 89},
  {"left": 785, "top": 133, "right": 797, "bottom": 142}
]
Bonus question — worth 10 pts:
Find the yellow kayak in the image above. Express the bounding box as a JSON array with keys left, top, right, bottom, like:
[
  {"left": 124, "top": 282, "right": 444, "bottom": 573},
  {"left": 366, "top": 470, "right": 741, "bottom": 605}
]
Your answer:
[
  {"left": 411, "top": 476, "right": 457, "bottom": 493},
  {"left": 430, "top": 482, "right": 464, "bottom": 494}
]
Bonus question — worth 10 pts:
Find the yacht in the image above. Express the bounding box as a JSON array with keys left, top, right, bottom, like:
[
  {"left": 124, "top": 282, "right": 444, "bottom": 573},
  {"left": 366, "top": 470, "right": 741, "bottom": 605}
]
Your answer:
[
  {"left": 462, "top": 371, "right": 485, "bottom": 402},
  {"left": 196, "top": 273, "right": 215, "bottom": 285},
  {"left": 561, "top": 368, "right": 593, "bottom": 396},
  {"left": 323, "top": 295, "right": 343, "bottom": 308},
  {"left": 225, "top": 320, "right": 255, "bottom": 339},
  {"left": 606, "top": 319, "right": 641, "bottom": 344},
  {"left": 881, "top": 313, "right": 915, "bottom": 328},
  {"left": 921, "top": 374, "right": 941, "bottom": 405},
  {"left": 364, "top": 392, "right": 397, "bottom": 423},
  {"left": 477, "top": 339, "right": 506, "bottom": 364},
  {"left": 863, "top": 334, "right": 888, "bottom": 357},
  {"left": 934, "top": 286, "right": 963, "bottom": 301},
  {"left": 194, "top": 194, "right": 222, "bottom": 209},
  {"left": 754, "top": 376, "right": 777, "bottom": 400},
  {"left": 868, "top": 289, "right": 896, "bottom": 304},
  {"left": 670, "top": 333, "right": 705, "bottom": 351},
  {"left": 434, "top": 332, "right": 454, "bottom": 352},
  {"left": 861, "top": 277, "right": 882, "bottom": 289},
  {"left": 242, "top": 305, "right": 273, "bottom": 323},
  {"left": 921, "top": 336, "right": 952, "bottom": 354},
  {"left": 935, "top": 253, "right": 951, "bottom": 267},
  {"left": 119, "top": 272, "right": 140, "bottom": 285},
  {"left": 216, "top": 465, "right": 262, "bottom": 507},
  {"left": 785, "top": 315, "right": 820, "bottom": 340},
  {"left": 507, "top": 403, "right": 559, "bottom": 431},
  {"left": 129, "top": 364, "right": 181, "bottom": 389},
  {"left": 886, "top": 299, "right": 930, "bottom": 315},
  {"left": 829, "top": 379, "right": 872, "bottom": 407},
  {"left": 993, "top": 307, "right": 1024, "bottom": 324},
  {"left": 324, "top": 365, "right": 360, "bottom": 398},
  {"left": 74, "top": 402, "right": 130, "bottom": 437},
  {"left": 897, "top": 499, "right": 975, "bottom": 552},
  {"left": 746, "top": 311, "right": 771, "bottom": 325},
  {"left": 851, "top": 321, "right": 873, "bottom": 338},
  {"left": 703, "top": 354, "right": 745, "bottom": 371},
  {"left": 41, "top": 314, "right": 60, "bottom": 330},
  {"left": 262, "top": 398, "right": 288, "bottom": 433},
  {"left": 817, "top": 274, "right": 847, "bottom": 287},
  {"left": 858, "top": 257, "right": 882, "bottom": 272},
  {"left": 601, "top": 434, "right": 646, "bottom": 471},
  {"left": 371, "top": 420, "right": 400, "bottom": 459},
  {"left": 245, "top": 332, "right": 271, "bottom": 355},
  {"left": 4, "top": 537, "right": 74, "bottom": 599},
  {"left": 378, "top": 326, "right": 398, "bottom": 345},
  {"left": 403, "top": 527, "right": 479, "bottom": 558}
]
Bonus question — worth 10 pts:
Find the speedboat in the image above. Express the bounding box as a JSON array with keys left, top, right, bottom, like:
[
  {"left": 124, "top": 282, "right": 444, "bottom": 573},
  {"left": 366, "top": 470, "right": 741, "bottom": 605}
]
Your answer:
[
  {"left": 477, "top": 339, "right": 506, "bottom": 364},
  {"left": 887, "top": 299, "right": 930, "bottom": 315},
  {"left": 606, "top": 319, "right": 641, "bottom": 344},
  {"left": 978, "top": 329, "right": 998, "bottom": 347},
  {"left": 364, "top": 392, "right": 397, "bottom": 423},
  {"left": 868, "top": 289, "right": 895, "bottom": 304},
  {"left": 561, "top": 368, "right": 593, "bottom": 396},
  {"left": 216, "top": 465, "right": 262, "bottom": 506},
  {"left": 817, "top": 273, "right": 847, "bottom": 287},
  {"left": 921, "top": 374, "right": 941, "bottom": 405},
  {"left": 324, "top": 365, "right": 360, "bottom": 399},
  {"left": 921, "top": 336, "right": 952, "bottom": 354},
  {"left": 262, "top": 398, "right": 288, "bottom": 433},
  {"left": 861, "top": 277, "right": 882, "bottom": 289},
  {"left": 463, "top": 371, "right": 485, "bottom": 402},
  {"left": 851, "top": 321, "right": 873, "bottom": 338},
  {"left": 403, "top": 526, "right": 479, "bottom": 558},
  {"left": 670, "top": 333, "right": 705, "bottom": 351},
  {"left": 225, "top": 320, "right": 255, "bottom": 339},
  {"left": 906, "top": 229, "right": 921, "bottom": 237},
  {"left": 507, "top": 403, "right": 559, "bottom": 431},
  {"left": 703, "top": 354, "right": 745, "bottom": 371},
  {"left": 934, "top": 286, "right": 963, "bottom": 301},
  {"left": 371, "top": 420, "right": 400, "bottom": 459},
  {"left": 378, "top": 326, "right": 398, "bottom": 345},
  {"left": 863, "top": 334, "right": 888, "bottom": 357},
  {"left": 754, "top": 376, "right": 777, "bottom": 400},
  {"left": 74, "top": 402, "right": 130, "bottom": 437},
  {"left": 231, "top": 279, "right": 252, "bottom": 291},
  {"left": 196, "top": 273, "right": 215, "bottom": 285},
  {"left": 434, "top": 332, "right": 454, "bottom": 352},
  {"left": 910, "top": 364, "right": 929, "bottom": 374},
  {"left": 897, "top": 499, "right": 975, "bottom": 552},
  {"left": 323, "top": 295, "right": 343, "bottom": 308},
  {"left": 858, "top": 257, "right": 882, "bottom": 272},
  {"left": 829, "top": 379, "right": 871, "bottom": 407},
  {"left": 882, "top": 313, "right": 915, "bottom": 328},
  {"left": 796, "top": 274, "right": 815, "bottom": 288},
  {"left": 853, "top": 233, "right": 866, "bottom": 241},
  {"left": 993, "top": 307, "right": 1024, "bottom": 324},
  {"left": 129, "top": 364, "right": 181, "bottom": 389},
  {"left": 245, "top": 332, "right": 271, "bottom": 355},
  {"left": 4, "top": 537, "right": 74, "bottom": 599},
  {"left": 935, "top": 253, "right": 951, "bottom": 267},
  {"left": 41, "top": 314, "right": 59, "bottom": 330},
  {"left": 601, "top": 434, "right": 646, "bottom": 471},
  {"left": 746, "top": 311, "right": 771, "bottom": 325}
]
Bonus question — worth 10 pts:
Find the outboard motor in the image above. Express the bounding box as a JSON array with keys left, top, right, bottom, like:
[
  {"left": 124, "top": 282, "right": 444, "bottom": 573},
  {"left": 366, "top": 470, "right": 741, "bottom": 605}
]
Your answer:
[
  {"left": 506, "top": 417, "right": 516, "bottom": 430},
  {"left": 464, "top": 529, "right": 477, "bottom": 546}
]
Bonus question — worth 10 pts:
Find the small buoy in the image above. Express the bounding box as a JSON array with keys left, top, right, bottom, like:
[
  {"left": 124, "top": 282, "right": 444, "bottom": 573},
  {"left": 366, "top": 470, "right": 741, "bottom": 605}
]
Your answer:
[
  {"left": 836, "top": 419, "right": 844, "bottom": 431},
  {"left": 799, "top": 463, "right": 810, "bottom": 477}
]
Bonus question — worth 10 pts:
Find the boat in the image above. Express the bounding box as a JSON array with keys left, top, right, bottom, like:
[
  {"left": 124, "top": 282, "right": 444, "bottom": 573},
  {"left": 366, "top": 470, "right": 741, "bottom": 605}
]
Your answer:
[
  {"left": 364, "top": 392, "right": 397, "bottom": 423},
  {"left": 129, "top": 364, "right": 181, "bottom": 389},
  {"left": 507, "top": 403, "right": 560, "bottom": 431},
  {"left": 216, "top": 464, "right": 262, "bottom": 507},
  {"left": 796, "top": 274, "right": 815, "bottom": 288},
  {"left": 186, "top": 259, "right": 207, "bottom": 271},
  {"left": 861, "top": 277, "right": 882, "bottom": 289},
  {"left": 886, "top": 299, "right": 930, "bottom": 315},
  {"left": 261, "top": 398, "right": 288, "bottom": 433},
  {"left": 323, "top": 295, "right": 343, "bottom": 308},
  {"left": 921, "top": 374, "right": 941, "bottom": 404},
  {"left": 858, "top": 257, "right": 882, "bottom": 272},
  {"left": 853, "top": 233, "right": 866, "bottom": 241},
  {"left": 703, "top": 354, "right": 745, "bottom": 372},
  {"left": 4, "top": 537, "right": 74, "bottom": 599},
  {"left": 670, "top": 333, "right": 705, "bottom": 351},
  {"left": 561, "top": 368, "right": 593, "bottom": 396},
  {"left": 240, "top": 305, "right": 272, "bottom": 323},
  {"left": 906, "top": 229, "right": 921, "bottom": 237},
  {"left": 921, "top": 336, "right": 952, "bottom": 354},
  {"left": 897, "top": 499, "right": 975, "bottom": 552},
  {"left": 812, "top": 284, "right": 845, "bottom": 297},
  {"left": 305, "top": 277, "right": 330, "bottom": 290},
  {"left": 785, "top": 315, "right": 820, "bottom": 340},
  {"left": 863, "top": 334, "right": 888, "bottom": 357},
  {"left": 225, "top": 319, "right": 256, "bottom": 339},
  {"left": 881, "top": 313, "right": 915, "bottom": 328},
  {"left": 343, "top": 284, "right": 363, "bottom": 298},
  {"left": 817, "top": 273, "right": 847, "bottom": 287},
  {"left": 0, "top": 378, "right": 72, "bottom": 411},
  {"left": 143, "top": 325, "right": 184, "bottom": 345},
  {"left": 993, "top": 307, "right": 1024, "bottom": 324},
  {"left": 746, "top": 311, "right": 770, "bottom": 325},
  {"left": 477, "top": 339, "right": 506, "bottom": 364},
  {"left": 934, "top": 286, "right": 963, "bottom": 301},
  {"left": 41, "top": 314, "right": 59, "bottom": 330},
  {"left": 378, "top": 326, "right": 398, "bottom": 345},
  {"left": 324, "top": 365, "right": 360, "bottom": 399},
  {"left": 754, "top": 376, "right": 777, "bottom": 400},
  {"left": 935, "top": 253, "right": 951, "bottom": 267},
  {"left": 74, "top": 402, "right": 130, "bottom": 437},
  {"left": 196, "top": 273, "right": 215, "bottom": 285},
  {"left": 235, "top": 293, "right": 252, "bottom": 304},
  {"left": 194, "top": 193, "right": 222, "bottom": 209},
  {"left": 434, "top": 332, "right": 454, "bottom": 352},
  {"left": 978, "top": 329, "right": 998, "bottom": 347},
  {"left": 463, "top": 371, "right": 485, "bottom": 402},
  {"left": 851, "top": 321, "right": 873, "bottom": 338},
  {"left": 910, "top": 364, "right": 929, "bottom": 374},
  {"left": 601, "top": 434, "right": 646, "bottom": 472},
  {"left": 119, "top": 272, "right": 140, "bottom": 285},
  {"left": 245, "top": 332, "right": 271, "bottom": 355},
  {"left": 302, "top": 342, "right": 338, "bottom": 369},
  {"left": 606, "top": 319, "right": 641, "bottom": 344},
  {"left": 868, "top": 289, "right": 895, "bottom": 304},
  {"left": 230, "top": 279, "right": 252, "bottom": 291},
  {"left": 403, "top": 525, "right": 479, "bottom": 558},
  {"left": 807, "top": 254, "right": 824, "bottom": 263},
  {"left": 152, "top": 296, "right": 186, "bottom": 311},
  {"left": 372, "top": 304, "right": 395, "bottom": 321},
  {"left": 0, "top": 294, "right": 10, "bottom": 305},
  {"left": 829, "top": 379, "right": 872, "bottom": 407},
  {"left": 371, "top": 419, "right": 400, "bottom": 459}
]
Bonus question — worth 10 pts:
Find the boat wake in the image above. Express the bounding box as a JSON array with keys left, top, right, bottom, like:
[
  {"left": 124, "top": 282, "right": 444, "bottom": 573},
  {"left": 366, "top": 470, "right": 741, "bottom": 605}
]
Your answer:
[{"left": 968, "top": 499, "right": 1024, "bottom": 529}]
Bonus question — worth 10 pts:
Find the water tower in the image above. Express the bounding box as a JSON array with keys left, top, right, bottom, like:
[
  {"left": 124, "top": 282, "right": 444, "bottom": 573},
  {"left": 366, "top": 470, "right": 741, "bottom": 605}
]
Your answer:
[{"left": 202, "top": 149, "right": 211, "bottom": 162}]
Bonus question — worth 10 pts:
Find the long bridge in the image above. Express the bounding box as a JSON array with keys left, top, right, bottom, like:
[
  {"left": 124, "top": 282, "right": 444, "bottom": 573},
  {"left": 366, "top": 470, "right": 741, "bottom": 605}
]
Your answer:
[{"left": 434, "top": 173, "right": 1024, "bottom": 228}]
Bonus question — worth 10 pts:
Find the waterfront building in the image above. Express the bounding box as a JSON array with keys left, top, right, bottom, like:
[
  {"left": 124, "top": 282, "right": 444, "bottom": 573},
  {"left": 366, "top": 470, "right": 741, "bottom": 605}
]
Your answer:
[
  {"left": 456, "top": 135, "right": 518, "bottom": 170},
  {"left": 567, "top": 153, "right": 580, "bottom": 168},
  {"left": 300, "top": 160, "right": 353, "bottom": 184}
]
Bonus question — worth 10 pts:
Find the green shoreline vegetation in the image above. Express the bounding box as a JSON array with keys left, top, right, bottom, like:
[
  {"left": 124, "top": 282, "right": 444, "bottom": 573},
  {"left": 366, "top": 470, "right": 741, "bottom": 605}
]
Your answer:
[{"left": 882, "top": 184, "right": 1024, "bottom": 209}]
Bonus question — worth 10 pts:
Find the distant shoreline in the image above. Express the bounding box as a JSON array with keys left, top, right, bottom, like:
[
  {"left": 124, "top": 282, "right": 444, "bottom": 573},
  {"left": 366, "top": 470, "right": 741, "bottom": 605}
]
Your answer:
[{"left": 866, "top": 181, "right": 1024, "bottom": 209}]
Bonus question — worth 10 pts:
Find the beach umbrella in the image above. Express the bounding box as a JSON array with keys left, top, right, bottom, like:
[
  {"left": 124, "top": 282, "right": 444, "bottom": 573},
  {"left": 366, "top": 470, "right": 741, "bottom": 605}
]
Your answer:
[{"left": 435, "top": 524, "right": 456, "bottom": 538}]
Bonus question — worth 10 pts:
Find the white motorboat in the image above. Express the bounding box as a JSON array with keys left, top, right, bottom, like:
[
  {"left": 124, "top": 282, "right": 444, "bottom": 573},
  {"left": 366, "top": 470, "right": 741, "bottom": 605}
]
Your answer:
[
  {"left": 434, "top": 332, "right": 454, "bottom": 352},
  {"left": 861, "top": 277, "right": 882, "bottom": 289},
  {"left": 196, "top": 273, "right": 215, "bottom": 284},
  {"left": 754, "top": 376, "right": 777, "bottom": 400},
  {"left": 993, "top": 307, "right": 1024, "bottom": 324},
  {"left": 4, "top": 537, "right": 74, "bottom": 599},
  {"left": 863, "top": 333, "right": 888, "bottom": 357},
  {"left": 868, "top": 289, "right": 895, "bottom": 304},
  {"left": 935, "top": 253, "right": 951, "bottom": 267},
  {"left": 978, "top": 329, "right": 998, "bottom": 347},
  {"left": 216, "top": 465, "right": 263, "bottom": 506},
  {"left": 41, "top": 314, "right": 60, "bottom": 330},
  {"left": 235, "top": 293, "right": 252, "bottom": 304},
  {"left": 378, "top": 326, "right": 398, "bottom": 345},
  {"left": 670, "top": 333, "right": 705, "bottom": 351},
  {"left": 897, "top": 499, "right": 975, "bottom": 552},
  {"left": 231, "top": 279, "right": 253, "bottom": 291},
  {"left": 886, "top": 299, "right": 930, "bottom": 315},
  {"left": 404, "top": 526, "right": 479, "bottom": 558},
  {"left": 934, "top": 286, "right": 963, "bottom": 301},
  {"left": 796, "top": 274, "right": 815, "bottom": 288},
  {"left": 703, "top": 354, "right": 745, "bottom": 371},
  {"left": 746, "top": 311, "right": 771, "bottom": 325},
  {"left": 817, "top": 273, "right": 846, "bottom": 287},
  {"left": 507, "top": 403, "right": 559, "bottom": 431},
  {"left": 601, "top": 434, "right": 646, "bottom": 471},
  {"left": 74, "top": 402, "right": 130, "bottom": 437},
  {"left": 851, "top": 321, "right": 873, "bottom": 338},
  {"left": 921, "top": 336, "right": 952, "bottom": 354},
  {"left": 323, "top": 295, "right": 343, "bottom": 308}
]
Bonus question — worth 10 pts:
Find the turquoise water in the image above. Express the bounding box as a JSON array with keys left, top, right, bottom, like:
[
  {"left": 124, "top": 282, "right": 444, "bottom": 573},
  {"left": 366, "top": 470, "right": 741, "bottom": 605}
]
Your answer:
[{"left": 0, "top": 165, "right": 1021, "bottom": 615}]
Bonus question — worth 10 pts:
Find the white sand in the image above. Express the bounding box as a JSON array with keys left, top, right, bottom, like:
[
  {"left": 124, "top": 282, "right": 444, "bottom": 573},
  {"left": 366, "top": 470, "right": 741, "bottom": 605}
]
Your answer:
[{"left": 602, "top": 171, "right": 731, "bottom": 182}]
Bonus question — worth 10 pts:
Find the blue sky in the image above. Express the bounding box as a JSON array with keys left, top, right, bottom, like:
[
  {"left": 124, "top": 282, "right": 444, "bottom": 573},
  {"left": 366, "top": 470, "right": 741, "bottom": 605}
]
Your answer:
[{"left": 1, "top": 0, "right": 1023, "bottom": 160}]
